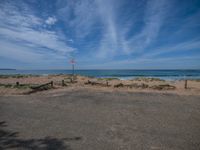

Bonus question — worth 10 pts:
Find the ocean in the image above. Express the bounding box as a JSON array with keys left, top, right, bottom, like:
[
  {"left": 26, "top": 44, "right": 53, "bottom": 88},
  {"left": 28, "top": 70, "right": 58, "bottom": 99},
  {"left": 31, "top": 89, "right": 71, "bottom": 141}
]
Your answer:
[{"left": 0, "top": 69, "right": 200, "bottom": 80}]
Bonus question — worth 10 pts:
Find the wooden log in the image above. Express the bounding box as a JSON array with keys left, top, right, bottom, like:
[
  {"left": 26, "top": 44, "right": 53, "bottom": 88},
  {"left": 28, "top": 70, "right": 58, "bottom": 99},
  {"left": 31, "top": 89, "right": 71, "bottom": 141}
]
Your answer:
[
  {"left": 85, "top": 80, "right": 110, "bottom": 87},
  {"left": 151, "top": 84, "right": 176, "bottom": 90},
  {"left": 128, "top": 83, "right": 149, "bottom": 89},
  {"left": 31, "top": 82, "right": 53, "bottom": 90},
  {"left": 114, "top": 83, "right": 124, "bottom": 88}
]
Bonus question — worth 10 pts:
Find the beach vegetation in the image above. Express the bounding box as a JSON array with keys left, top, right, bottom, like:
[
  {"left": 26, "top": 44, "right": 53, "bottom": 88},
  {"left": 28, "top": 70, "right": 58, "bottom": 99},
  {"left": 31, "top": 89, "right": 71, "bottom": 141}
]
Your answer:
[
  {"left": 0, "top": 74, "right": 40, "bottom": 79},
  {"left": 0, "top": 83, "right": 39, "bottom": 89},
  {"left": 133, "top": 77, "right": 165, "bottom": 82}
]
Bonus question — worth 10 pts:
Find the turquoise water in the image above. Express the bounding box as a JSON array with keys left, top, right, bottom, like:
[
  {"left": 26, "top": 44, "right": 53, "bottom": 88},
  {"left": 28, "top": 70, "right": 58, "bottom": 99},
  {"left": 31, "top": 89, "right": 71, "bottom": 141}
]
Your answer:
[{"left": 0, "top": 69, "right": 200, "bottom": 80}]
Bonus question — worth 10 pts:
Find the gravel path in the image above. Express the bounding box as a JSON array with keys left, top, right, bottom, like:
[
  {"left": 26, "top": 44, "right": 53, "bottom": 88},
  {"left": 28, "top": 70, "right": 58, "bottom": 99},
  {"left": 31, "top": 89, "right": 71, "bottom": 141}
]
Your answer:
[{"left": 0, "top": 90, "right": 200, "bottom": 150}]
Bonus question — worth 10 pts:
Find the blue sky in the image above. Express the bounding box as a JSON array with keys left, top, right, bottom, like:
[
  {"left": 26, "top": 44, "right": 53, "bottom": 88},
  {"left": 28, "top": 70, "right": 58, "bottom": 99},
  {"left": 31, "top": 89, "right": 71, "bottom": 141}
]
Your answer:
[{"left": 0, "top": 0, "right": 200, "bottom": 69}]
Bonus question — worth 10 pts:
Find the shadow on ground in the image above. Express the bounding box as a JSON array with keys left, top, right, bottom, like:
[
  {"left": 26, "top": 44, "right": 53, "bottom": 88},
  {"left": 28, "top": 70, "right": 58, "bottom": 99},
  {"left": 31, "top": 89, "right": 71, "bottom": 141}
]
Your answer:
[{"left": 0, "top": 121, "right": 82, "bottom": 150}]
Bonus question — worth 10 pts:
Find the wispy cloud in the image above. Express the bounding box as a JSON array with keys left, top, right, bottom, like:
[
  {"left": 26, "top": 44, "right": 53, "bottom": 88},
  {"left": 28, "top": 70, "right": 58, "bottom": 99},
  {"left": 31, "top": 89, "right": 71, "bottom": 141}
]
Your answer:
[
  {"left": 86, "top": 55, "right": 200, "bottom": 69},
  {"left": 0, "top": 1, "right": 75, "bottom": 63},
  {"left": 124, "top": 0, "right": 169, "bottom": 54},
  {"left": 84, "top": 38, "right": 200, "bottom": 69},
  {"left": 55, "top": 0, "right": 199, "bottom": 65},
  {"left": 0, "top": 39, "right": 43, "bottom": 63},
  {"left": 95, "top": 0, "right": 118, "bottom": 58},
  {"left": 0, "top": 0, "right": 199, "bottom": 69},
  {"left": 143, "top": 39, "right": 200, "bottom": 58},
  {"left": 91, "top": 0, "right": 169, "bottom": 58},
  {"left": 56, "top": 0, "right": 99, "bottom": 38}
]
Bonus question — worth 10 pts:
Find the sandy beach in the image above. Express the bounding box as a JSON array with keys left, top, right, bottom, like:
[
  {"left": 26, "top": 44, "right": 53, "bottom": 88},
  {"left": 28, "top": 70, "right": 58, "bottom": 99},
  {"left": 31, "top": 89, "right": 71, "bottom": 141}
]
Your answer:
[{"left": 0, "top": 74, "right": 199, "bottom": 96}]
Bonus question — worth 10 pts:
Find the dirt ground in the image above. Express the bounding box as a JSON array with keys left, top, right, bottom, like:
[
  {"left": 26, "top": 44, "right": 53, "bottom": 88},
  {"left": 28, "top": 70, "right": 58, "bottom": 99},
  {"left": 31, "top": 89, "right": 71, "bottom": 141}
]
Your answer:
[{"left": 0, "top": 89, "right": 200, "bottom": 150}]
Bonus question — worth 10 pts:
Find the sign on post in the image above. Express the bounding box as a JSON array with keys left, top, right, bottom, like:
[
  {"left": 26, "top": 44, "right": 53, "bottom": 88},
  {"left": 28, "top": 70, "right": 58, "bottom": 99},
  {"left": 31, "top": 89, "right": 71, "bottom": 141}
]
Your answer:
[{"left": 69, "top": 58, "right": 76, "bottom": 80}]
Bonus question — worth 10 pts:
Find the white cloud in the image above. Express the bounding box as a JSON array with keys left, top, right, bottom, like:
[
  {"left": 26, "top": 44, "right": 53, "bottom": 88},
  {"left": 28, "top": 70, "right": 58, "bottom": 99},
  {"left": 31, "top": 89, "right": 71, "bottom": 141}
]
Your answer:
[
  {"left": 95, "top": 0, "right": 118, "bottom": 58},
  {"left": 0, "top": 39, "right": 43, "bottom": 63},
  {"left": 0, "top": 27, "right": 74, "bottom": 54},
  {"left": 124, "top": 0, "right": 169, "bottom": 54},
  {"left": 56, "top": 0, "right": 98, "bottom": 38},
  {"left": 1, "top": 0, "right": 198, "bottom": 69},
  {"left": 68, "top": 39, "right": 74, "bottom": 43},
  {"left": 55, "top": 0, "right": 129, "bottom": 58},
  {"left": 142, "top": 39, "right": 200, "bottom": 58},
  {"left": 86, "top": 55, "right": 200, "bottom": 69},
  {"left": 80, "top": 38, "right": 200, "bottom": 69},
  {"left": 0, "top": 1, "right": 74, "bottom": 63},
  {"left": 45, "top": 17, "right": 57, "bottom": 25},
  {"left": 80, "top": 0, "right": 170, "bottom": 58}
]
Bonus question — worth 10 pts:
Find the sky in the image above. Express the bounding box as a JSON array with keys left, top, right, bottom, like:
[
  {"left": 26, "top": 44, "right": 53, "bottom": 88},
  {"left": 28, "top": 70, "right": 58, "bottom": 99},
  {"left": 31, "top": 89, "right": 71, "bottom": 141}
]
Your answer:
[{"left": 0, "top": 0, "right": 200, "bottom": 69}]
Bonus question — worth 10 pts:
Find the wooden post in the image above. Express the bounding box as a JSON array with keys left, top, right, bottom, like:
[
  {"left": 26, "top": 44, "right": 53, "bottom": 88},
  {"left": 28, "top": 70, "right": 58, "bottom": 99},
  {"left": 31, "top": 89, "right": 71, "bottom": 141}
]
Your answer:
[
  {"left": 72, "top": 64, "right": 74, "bottom": 81},
  {"left": 184, "top": 80, "right": 187, "bottom": 89},
  {"left": 16, "top": 82, "right": 19, "bottom": 86},
  {"left": 50, "top": 81, "right": 53, "bottom": 87},
  {"left": 70, "top": 58, "right": 75, "bottom": 82},
  {"left": 106, "top": 81, "right": 109, "bottom": 86},
  {"left": 62, "top": 80, "right": 65, "bottom": 86}
]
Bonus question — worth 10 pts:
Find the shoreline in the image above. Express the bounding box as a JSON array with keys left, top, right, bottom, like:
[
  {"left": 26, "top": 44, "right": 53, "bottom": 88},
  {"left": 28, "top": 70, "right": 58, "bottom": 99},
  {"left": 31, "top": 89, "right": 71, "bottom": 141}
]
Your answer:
[
  {"left": 1, "top": 73, "right": 200, "bottom": 81},
  {"left": 0, "top": 69, "right": 200, "bottom": 81}
]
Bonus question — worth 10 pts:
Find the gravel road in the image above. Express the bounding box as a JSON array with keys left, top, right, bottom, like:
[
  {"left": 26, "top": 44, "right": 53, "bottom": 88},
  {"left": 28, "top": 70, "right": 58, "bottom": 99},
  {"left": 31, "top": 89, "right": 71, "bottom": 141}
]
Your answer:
[{"left": 0, "top": 90, "right": 200, "bottom": 150}]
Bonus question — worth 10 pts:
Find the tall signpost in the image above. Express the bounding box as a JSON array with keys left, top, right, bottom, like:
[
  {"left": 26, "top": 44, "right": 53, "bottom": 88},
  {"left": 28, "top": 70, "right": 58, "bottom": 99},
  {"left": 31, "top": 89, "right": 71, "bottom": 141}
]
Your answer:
[{"left": 70, "top": 58, "right": 75, "bottom": 81}]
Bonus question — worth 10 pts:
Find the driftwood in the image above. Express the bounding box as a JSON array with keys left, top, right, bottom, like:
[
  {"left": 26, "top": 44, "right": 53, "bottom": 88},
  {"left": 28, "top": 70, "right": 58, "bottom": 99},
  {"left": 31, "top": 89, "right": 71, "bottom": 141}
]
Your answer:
[
  {"left": 114, "top": 83, "right": 124, "bottom": 88},
  {"left": 150, "top": 84, "right": 176, "bottom": 90},
  {"left": 24, "top": 81, "right": 54, "bottom": 94},
  {"left": 30, "top": 81, "right": 53, "bottom": 90},
  {"left": 85, "top": 80, "right": 110, "bottom": 87},
  {"left": 114, "top": 83, "right": 175, "bottom": 90},
  {"left": 127, "top": 83, "right": 148, "bottom": 88},
  {"left": 114, "top": 83, "right": 148, "bottom": 88},
  {"left": 64, "top": 77, "right": 77, "bottom": 83}
]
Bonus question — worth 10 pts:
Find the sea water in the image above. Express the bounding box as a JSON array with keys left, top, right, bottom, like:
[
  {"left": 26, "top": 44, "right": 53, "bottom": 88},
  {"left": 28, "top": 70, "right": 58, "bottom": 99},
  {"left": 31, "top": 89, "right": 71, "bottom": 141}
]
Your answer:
[{"left": 1, "top": 69, "right": 200, "bottom": 80}]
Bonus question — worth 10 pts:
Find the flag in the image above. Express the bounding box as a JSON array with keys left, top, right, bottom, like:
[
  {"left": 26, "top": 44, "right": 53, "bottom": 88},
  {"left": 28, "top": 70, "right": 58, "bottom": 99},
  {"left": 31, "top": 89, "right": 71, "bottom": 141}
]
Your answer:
[{"left": 70, "top": 59, "right": 75, "bottom": 64}]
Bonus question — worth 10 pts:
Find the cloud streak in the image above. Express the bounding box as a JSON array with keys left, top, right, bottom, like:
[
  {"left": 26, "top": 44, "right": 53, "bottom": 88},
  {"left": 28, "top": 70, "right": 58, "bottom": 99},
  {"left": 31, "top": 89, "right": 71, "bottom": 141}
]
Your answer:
[
  {"left": 56, "top": 0, "right": 99, "bottom": 38},
  {"left": 0, "top": 0, "right": 75, "bottom": 64},
  {"left": 123, "top": 0, "right": 169, "bottom": 54},
  {"left": 90, "top": 0, "right": 170, "bottom": 58}
]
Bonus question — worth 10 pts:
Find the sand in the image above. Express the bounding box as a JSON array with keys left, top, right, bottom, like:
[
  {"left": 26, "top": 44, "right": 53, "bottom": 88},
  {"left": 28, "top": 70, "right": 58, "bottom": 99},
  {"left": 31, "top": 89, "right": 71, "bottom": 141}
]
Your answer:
[{"left": 0, "top": 75, "right": 199, "bottom": 95}]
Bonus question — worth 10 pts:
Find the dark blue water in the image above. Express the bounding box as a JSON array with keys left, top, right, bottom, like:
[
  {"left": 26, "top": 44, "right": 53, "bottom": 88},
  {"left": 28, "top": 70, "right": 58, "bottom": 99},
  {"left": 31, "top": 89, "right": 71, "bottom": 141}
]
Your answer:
[{"left": 0, "top": 70, "right": 200, "bottom": 80}]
